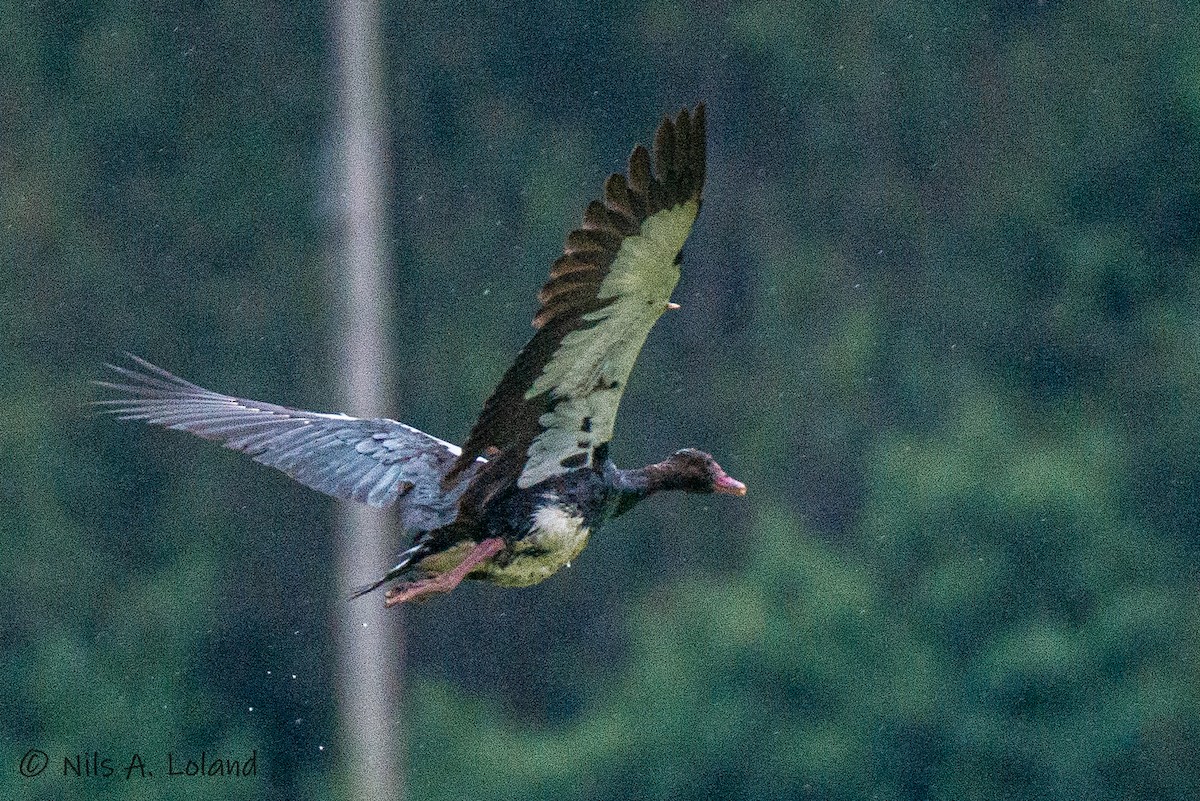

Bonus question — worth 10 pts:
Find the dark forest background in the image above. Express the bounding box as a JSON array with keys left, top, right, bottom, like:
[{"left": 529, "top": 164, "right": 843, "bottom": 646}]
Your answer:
[{"left": 5, "top": 1, "right": 1200, "bottom": 799}]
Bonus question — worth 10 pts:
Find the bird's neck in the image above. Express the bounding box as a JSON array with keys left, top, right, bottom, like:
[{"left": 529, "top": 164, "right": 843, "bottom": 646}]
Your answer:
[{"left": 603, "top": 459, "right": 684, "bottom": 518}]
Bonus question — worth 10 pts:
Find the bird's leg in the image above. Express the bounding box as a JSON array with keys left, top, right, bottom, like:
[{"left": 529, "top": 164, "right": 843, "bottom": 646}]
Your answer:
[{"left": 384, "top": 537, "right": 505, "bottom": 606}]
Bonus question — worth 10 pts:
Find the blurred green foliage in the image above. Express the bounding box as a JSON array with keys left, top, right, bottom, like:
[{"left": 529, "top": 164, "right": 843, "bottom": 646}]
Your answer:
[{"left": 4, "top": 0, "right": 1200, "bottom": 799}]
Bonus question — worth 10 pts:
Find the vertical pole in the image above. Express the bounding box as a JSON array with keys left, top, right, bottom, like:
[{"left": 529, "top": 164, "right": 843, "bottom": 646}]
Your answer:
[{"left": 330, "top": 0, "right": 404, "bottom": 798}]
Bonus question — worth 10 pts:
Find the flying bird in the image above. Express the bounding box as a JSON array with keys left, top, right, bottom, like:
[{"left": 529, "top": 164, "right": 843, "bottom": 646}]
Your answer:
[{"left": 97, "top": 104, "right": 745, "bottom": 605}]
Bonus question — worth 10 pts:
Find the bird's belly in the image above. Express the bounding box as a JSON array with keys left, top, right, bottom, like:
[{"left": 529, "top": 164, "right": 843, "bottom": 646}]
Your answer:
[{"left": 482, "top": 504, "right": 592, "bottom": 588}]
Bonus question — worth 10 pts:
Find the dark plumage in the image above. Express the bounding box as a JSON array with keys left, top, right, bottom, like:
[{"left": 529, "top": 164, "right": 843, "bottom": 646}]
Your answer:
[{"left": 97, "top": 104, "right": 745, "bottom": 605}]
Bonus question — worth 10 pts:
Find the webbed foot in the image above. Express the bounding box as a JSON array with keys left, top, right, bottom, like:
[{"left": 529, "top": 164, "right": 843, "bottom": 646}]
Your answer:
[{"left": 383, "top": 537, "right": 505, "bottom": 606}]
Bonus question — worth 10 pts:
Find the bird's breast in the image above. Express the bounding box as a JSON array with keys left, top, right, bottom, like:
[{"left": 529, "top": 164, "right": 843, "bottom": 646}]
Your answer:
[{"left": 478, "top": 502, "right": 592, "bottom": 587}]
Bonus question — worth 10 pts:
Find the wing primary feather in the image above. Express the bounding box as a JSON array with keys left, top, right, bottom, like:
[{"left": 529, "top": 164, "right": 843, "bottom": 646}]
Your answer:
[
  {"left": 672, "top": 108, "right": 691, "bottom": 190},
  {"left": 548, "top": 255, "right": 607, "bottom": 281},
  {"left": 628, "top": 145, "right": 652, "bottom": 195},
  {"left": 691, "top": 103, "right": 707, "bottom": 188},
  {"left": 654, "top": 114, "right": 676, "bottom": 184},
  {"left": 603, "top": 173, "right": 635, "bottom": 220}
]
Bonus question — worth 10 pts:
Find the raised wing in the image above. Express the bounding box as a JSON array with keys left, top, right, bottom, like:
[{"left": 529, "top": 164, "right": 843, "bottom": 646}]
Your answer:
[
  {"left": 95, "top": 354, "right": 477, "bottom": 531},
  {"left": 445, "top": 104, "right": 706, "bottom": 501}
]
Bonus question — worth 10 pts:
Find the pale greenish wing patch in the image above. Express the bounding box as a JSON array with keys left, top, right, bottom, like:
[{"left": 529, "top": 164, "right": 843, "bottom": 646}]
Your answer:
[{"left": 518, "top": 200, "right": 700, "bottom": 489}]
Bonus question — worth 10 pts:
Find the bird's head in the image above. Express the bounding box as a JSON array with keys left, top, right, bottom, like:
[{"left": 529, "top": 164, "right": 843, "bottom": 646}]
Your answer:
[{"left": 660, "top": 448, "right": 747, "bottom": 496}]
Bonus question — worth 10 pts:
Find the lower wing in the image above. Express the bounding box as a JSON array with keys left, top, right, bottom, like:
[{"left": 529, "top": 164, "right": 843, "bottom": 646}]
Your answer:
[{"left": 95, "top": 354, "right": 480, "bottom": 532}]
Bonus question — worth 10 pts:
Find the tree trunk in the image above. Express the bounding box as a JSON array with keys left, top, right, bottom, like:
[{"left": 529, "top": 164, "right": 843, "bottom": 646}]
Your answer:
[{"left": 329, "top": 0, "right": 403, "bottom": 798}]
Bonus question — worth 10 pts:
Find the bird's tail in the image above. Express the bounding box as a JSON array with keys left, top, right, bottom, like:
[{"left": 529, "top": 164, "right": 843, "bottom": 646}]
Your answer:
[{"left": 349, "top": 541, "right": 429, "bottom": 599}]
